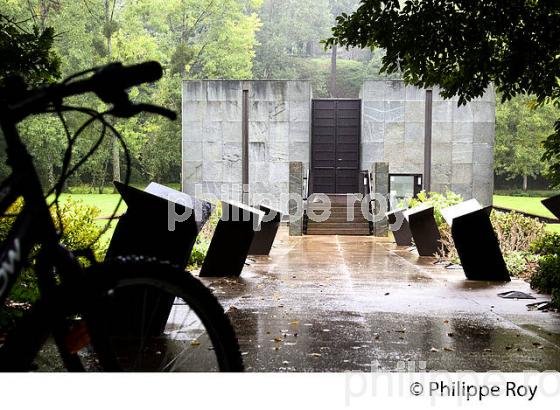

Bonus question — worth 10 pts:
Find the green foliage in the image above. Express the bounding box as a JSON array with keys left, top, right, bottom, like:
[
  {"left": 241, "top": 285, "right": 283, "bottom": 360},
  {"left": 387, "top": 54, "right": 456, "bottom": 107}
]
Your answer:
[
  {"left": 489, "top": 210, "right": 546, "bottom": 278},
  {"left": 531, "top": 255, "right": 560, "bottom": 308},
  {"left": 490, "top": 210, "right": 546, "bottom": 254},
  {"left": 502, "top": 251, "right": 540, "bottom": 278},
  {"left": 253, "top": 0, "right": 332, "bottom": 79},
  {"left": 327, "top": 1, "right": 560, "bottom": 186},
  {"left": 0, "top": 198, "right": 106, "bottom": 329},
  {"left": 531, "top": 233, "right": 560, "bottom": 256},
  {"left": 495, "top": 95, "right": 556, "bottom": 186},
  {"left": 1, "top": 0, "right": 263, "bottom": 188},
  {"left": 188, "top": 201, "right": 222, "bottom": 269},
  {"left": 0, "top": 13, "right": 60, "bottom": 88},
  {"left": 406, "top": 190, "right": 463, "bottom": 227}
]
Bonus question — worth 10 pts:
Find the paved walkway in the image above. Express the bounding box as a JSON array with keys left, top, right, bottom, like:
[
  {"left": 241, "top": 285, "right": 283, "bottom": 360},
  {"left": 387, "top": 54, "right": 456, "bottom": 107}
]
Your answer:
[{"left": 198, "top": 227, "right": 560, "bottom": 372}]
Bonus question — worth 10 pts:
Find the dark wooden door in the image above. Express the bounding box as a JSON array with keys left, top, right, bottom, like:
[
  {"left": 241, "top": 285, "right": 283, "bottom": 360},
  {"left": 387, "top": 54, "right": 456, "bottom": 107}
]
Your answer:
[{"left": 311, "top": 99, "right": 360, "bottom": 194}]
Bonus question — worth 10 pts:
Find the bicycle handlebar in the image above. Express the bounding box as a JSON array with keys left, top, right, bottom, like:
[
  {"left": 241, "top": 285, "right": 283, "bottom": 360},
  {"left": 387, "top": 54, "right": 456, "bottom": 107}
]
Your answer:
[{"left": 4, "top": 61, "right": 175, "bottom": 122}]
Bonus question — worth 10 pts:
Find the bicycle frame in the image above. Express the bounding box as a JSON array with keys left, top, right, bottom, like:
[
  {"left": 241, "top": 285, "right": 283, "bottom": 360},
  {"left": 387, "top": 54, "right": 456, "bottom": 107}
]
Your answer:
[{"left": 0, "top": 103, "right": 94, "bottom": 370}]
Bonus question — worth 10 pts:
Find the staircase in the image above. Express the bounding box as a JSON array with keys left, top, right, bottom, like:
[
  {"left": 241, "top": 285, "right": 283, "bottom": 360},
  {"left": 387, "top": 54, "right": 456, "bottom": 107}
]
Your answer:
[{"left": 306, "top": 194, "right": 371, "bottom": 235}]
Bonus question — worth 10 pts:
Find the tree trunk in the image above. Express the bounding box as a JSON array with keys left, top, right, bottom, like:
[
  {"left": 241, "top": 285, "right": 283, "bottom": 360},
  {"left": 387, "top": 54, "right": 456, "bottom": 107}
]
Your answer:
[
  {"left": 330, "top": 45, "right": 337, "bottom": 98},
  {"left": 523, "top": 174, "right": 528, "bottom": 191},
  {"left": 112, "top": 137, "right": 120, "bottom": 183},
  {"left": 105, "top": 0, "right": 120, "bottom": 186}
]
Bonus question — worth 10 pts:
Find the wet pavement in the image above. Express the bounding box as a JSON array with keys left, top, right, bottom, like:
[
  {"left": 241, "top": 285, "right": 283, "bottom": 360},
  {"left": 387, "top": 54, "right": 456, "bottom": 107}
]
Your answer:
[{"left": 196, "top": 226, "right": 560, "bottom": 372}]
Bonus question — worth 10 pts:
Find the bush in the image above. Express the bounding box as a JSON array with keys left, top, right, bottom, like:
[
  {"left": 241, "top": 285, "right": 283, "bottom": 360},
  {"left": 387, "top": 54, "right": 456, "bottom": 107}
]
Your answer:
[
  {"left": 187, "top": 202, "right": 221, "bottom": 269},
  {"left": 530, "top": 232, "right": 560, "bottom": 255},
  {"left": 406, "top": 190, "right": 464, "bottom": 228},
  {"left": 490, "top": 210, "right": 546, "bottom": 254},
  {"left": 531, "top": 254, "right": 560, "bottom": 308},
  {"left": 0, "top": 197, "right": 105, "bottom": 330}
]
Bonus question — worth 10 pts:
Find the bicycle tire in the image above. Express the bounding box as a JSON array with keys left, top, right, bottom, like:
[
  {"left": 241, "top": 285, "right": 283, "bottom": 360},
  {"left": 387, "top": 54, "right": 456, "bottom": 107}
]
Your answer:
[{"left": 81, "top": 256, "right": 244, "bottom": 372}]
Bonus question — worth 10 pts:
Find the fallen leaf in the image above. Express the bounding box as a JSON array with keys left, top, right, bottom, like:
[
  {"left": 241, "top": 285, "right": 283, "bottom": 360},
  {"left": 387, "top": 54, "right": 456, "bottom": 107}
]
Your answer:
[
  {"left": 274, "top": 336, "right": 283, "bottom": 343},
  {"left": 190, "top": 340, "right": 201, "bottom": 347},
  {"left": 484, "top": 348, "right": 492, "bottom": 352},
  {"left": 309, "top": 353, "right": 322, "bottom": 357},
  {"left": 430, "top": 347, "right": 439, "bottom": 352},
  {"left": 447, "top": 333, "right": 454, "bottom": 337},
  {"left": 443, "top": 347, "right": 454, "bottom": 352},
  {"left": 384, "top": 292, "right": 390, "bottom": 296}
]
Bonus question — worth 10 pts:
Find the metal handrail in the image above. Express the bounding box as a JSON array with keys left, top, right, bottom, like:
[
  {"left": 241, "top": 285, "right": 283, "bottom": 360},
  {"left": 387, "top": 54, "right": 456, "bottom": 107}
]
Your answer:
[
  {"left": 303, "top": 168, "right": 310, "bottom": 200},
  {"left": 361, "top": 170, "right": 374, "bottom": 234}
]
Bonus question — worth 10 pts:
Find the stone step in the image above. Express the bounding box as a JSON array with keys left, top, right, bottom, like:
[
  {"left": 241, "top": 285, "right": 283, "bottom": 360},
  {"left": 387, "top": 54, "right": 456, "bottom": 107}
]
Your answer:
[
  {"left": 306, "top": 222, "right": 370, "bottom": 230},
  {"left": 307, "top": 215, "right": 370, "bottom": 223},
  {"left": 306, "top": 227, "right": 371, "bottom": 235},
  {"left": 307, "top": 207, "right": 369, "bottom": 216}
]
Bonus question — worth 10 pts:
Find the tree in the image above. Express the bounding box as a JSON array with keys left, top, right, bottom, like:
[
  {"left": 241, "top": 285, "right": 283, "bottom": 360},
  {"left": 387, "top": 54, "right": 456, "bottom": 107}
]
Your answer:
[
  {"left": 327, "top": 0, "right": 560, "bottom": 183},
  {"left": 495, "top": 96, "right": 556, "bottom": 190},
  {"left": 253, "top": 0, "right": 332, "bottom": 79},
  {"left": 0, "top": 10, "right": 61, "bottom": 181},
  {"left": 0, "top": 13, "right": 60, "bottom": 87}
]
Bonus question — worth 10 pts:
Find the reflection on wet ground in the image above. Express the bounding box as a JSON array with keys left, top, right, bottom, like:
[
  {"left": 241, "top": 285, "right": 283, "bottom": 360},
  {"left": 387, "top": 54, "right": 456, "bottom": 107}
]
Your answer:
[{"left": 197, "top": 227, "right": 560, "bottom": 372}]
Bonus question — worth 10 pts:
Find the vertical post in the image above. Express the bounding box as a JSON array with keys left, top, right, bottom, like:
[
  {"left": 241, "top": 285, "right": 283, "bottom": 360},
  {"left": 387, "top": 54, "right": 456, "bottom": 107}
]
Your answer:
[
  {"left": 242, "top": 89, "right": 249, "bottom": 204},
  {"left": 424, "top": 89, "right": 433, "bottom": 192},
  {"left": 371, "top": 162, "right": 389, "bottom": 236},
  {"left": 289, "top": 161, "right": 303, "bottom": 236}
]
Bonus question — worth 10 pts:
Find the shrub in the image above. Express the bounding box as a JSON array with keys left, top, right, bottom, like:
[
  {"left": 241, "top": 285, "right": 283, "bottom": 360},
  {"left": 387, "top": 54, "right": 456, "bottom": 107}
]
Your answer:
[
  {"left": 530, "top": 232, "right": 560, "bottom": 256},
  {"left": 490, "top": 210, "right": 546, "bottom": 254},
  {"left": 407, "top": 190, "right": 464, "bottom": 227},
  {"left": 188, "top": 202, "right": 221, "bottom": 269},
  {"left": 531, "top": 254, "right": 560, "bottom": 308},
  {"left": 1, "top": 197, "right": 105, "bottom": 329}
]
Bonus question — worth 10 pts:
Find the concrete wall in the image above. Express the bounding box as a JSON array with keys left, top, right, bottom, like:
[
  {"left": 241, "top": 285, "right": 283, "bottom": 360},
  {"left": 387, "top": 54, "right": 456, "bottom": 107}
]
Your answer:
[
  {"left": 182, "top": 79, "right": 495, "bottom": 210},
  {"left": 182, "top": 80, "right": 311, "bottom": 214},
  {"left": 360, "top": 80, "right": 495, "bottom": 206}
]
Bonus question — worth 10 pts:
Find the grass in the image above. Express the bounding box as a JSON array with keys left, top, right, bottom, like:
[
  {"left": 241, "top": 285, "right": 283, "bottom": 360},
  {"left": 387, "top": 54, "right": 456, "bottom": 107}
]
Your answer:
[
  {"left": 493, "top": 195, "right": 556, "bottom": 219},
  {"left": 493, "top": 194, "right": 560, "bottom": 233},
  {"left": 58, "top": 193, "right": 125, "bottom": 217}
]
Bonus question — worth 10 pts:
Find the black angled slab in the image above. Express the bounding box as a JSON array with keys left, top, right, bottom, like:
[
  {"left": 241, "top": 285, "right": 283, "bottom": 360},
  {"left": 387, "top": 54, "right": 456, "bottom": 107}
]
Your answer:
[
  {"left": 386, "top": 207, "right": 413, "bottom": 246},
  {"left": 248, "top": 204, "right": 282, "bottom": 255},
  {"left": 404, "top": 204, "right": 441, "bottom": 256},
  {"left": 442, "top": 199, "right": 510, "bottom": 281},
  {"left": 200, "top": 201, "right": 264, "bottom": 277}
]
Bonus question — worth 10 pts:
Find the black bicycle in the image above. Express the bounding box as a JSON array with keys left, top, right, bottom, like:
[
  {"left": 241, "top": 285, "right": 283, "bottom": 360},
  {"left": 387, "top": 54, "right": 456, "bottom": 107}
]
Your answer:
[{"left": 0, "top": 61, "right": 243, "bottom": 371}]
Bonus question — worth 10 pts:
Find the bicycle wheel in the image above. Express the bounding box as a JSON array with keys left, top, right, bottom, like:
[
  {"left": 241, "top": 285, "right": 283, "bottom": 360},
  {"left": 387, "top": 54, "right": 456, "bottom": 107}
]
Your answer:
[{"left": 78, "top": 257, "right": 244, "bottom": 372}]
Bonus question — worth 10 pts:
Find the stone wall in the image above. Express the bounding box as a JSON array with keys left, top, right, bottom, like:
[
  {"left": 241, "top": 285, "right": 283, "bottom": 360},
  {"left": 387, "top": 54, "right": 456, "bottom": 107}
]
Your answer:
[
  {"left": 360, "top": 80, "right": 495, "bottom": 206},
  {"left": 182, "top": 80, "right": 312, "bottom": 214}
]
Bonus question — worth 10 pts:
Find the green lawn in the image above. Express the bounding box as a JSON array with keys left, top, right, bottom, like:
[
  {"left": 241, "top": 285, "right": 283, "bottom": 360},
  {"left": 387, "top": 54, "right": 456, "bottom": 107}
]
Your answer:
[
  {"left": 492, "top": 195, "right": 556, "bottom": 219},
  {"left": 493, "top": 194, "right": 560, "bottom": 233},
  {"left": 58, "top": 193, "right": 125, "bottom": 218}
]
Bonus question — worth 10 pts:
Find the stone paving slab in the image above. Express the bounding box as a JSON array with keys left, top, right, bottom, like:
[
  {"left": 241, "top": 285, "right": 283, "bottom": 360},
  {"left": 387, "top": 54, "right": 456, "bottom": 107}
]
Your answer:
[{"left": 198, "top": 227, "right": 560, "bottom": 372}]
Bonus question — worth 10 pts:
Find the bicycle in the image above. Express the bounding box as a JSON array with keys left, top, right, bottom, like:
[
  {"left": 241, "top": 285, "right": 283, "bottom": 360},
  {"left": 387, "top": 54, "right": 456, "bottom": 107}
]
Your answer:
[{"left": 0, "top": 61, "right": 243, "bottom": 371}]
